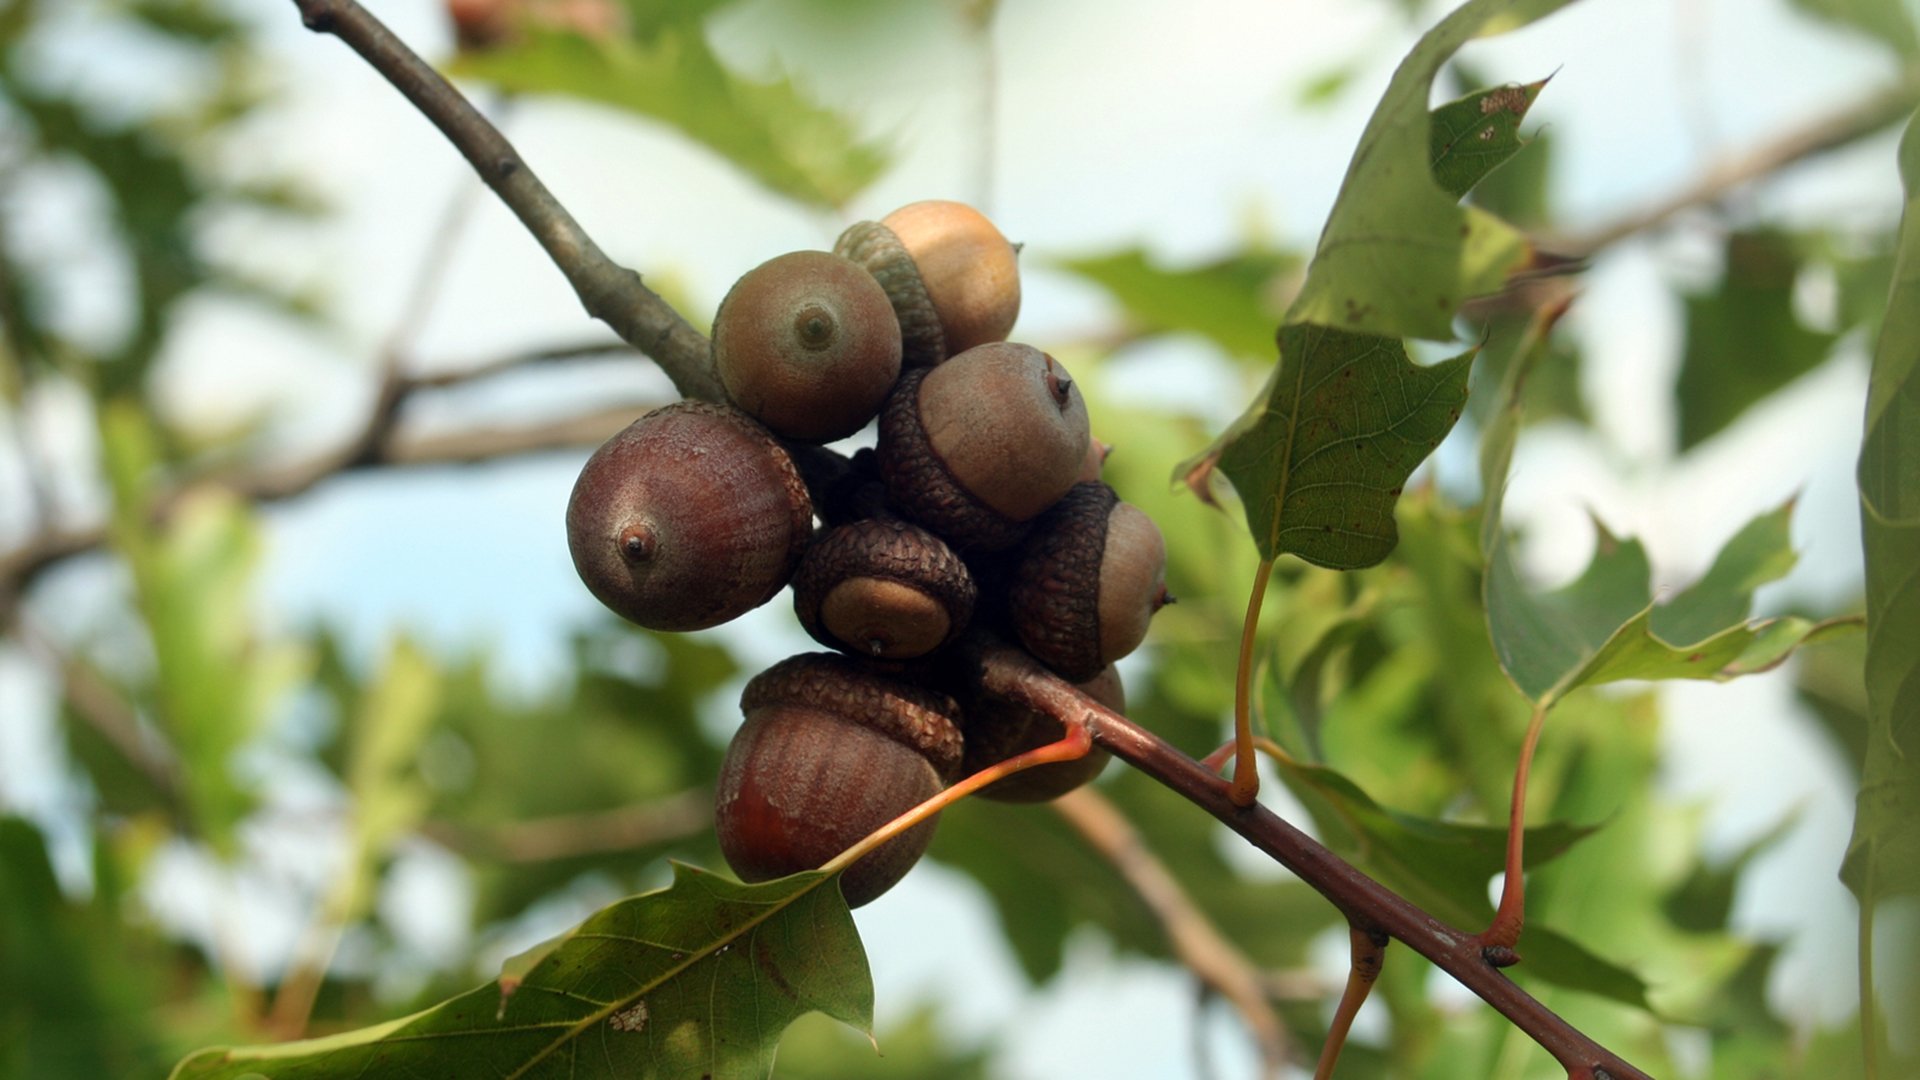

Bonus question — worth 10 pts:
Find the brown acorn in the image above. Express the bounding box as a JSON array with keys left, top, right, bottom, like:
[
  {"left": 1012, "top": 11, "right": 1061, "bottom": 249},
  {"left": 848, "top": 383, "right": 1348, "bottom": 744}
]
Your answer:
[
  {"left": 834, "top": 200, "right": 1020, "bottom": 368},
  {"left": 566, "top": 402, "right": 812, "bottom": 631},
  {"left": 715, "top": 654, "right": 962, "bottom": 907},
  {"left": 1009, "top": 482, "right": 1171, "bottom": 681},
  {"left": 793, "top": 518, "right": 976, "bottom": 660},
  {"left": 876, "top": 342, "right": 1091, "bottom": 552},
  {"left": 711, "top": 250, "right": 903, "bottom": 443},
  {"left": 961, "top": 665, "right": 1123, "bottom": 803}
]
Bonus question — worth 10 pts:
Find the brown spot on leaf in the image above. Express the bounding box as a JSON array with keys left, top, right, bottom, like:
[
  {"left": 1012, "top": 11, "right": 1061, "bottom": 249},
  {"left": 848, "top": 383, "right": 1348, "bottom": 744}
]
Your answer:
[
  {"left": 1479, "top": 86, "right": 1530, "bottom": 115},
  {"left": 610, "top": 1001, "right": 649, "bottom": 1033}
]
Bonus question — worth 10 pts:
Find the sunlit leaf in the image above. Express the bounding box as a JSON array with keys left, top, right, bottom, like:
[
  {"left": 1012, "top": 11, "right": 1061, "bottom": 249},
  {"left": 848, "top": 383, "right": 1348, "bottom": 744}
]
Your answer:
[
  {"left": 1188, "top": 324, "right": 1473, "bottom": 568},
  {"left": 452, "top": 24, "right": 888, "bottom": 209},
  {"left": 1844, "top": 105, "right": 1920, "bottom": 905},
  {"left": 1677, "top": 231, "right": 1837, "bottom": 451},
  {"left": 172, "top": 865, "right": 873, "bottom": 1080},
  {"left": 1286, "top": 0, "right": 1575, "bottom": 339}
]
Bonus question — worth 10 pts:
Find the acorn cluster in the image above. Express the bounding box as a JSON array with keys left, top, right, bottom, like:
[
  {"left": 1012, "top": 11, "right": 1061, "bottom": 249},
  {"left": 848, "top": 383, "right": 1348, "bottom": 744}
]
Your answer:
[{"left": 565, "top": 201, "right": 1173, "bottom": 906}]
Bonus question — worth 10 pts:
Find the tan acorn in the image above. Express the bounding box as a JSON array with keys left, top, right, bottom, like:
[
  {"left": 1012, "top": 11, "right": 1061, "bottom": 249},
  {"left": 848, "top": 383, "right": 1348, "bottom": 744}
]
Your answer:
[
  {"left": 1009, "top": 482, "right": 1172, "bottom": 681},
  {"left": 834, "top": 200, "right": 1021, "bottom": 368},
  {"left": 565, "top": 402, "right": 812, "bottom": 632},
  {"left": 711, "top": 250, "right": 903, "bottom": 443},
  {"left": 876, "top": 342, "right": 1091, "bottom": 551},
  {"left": 961, "top": 664, "right": 1123, "bottom": 803},
  {"left": 715, "top": 654, "right": 962, "bottom": 907},
  {"left": 793, "top": 518, "right": 976, "bottom": 660}
]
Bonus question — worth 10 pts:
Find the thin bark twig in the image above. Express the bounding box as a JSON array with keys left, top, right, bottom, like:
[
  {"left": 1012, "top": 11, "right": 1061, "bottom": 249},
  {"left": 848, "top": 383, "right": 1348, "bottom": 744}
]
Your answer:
[
  {"left": 1052, "top": 787, "right": 1289, "bottom": 1078},
  {"left": 290, "top": 0, "right": 721, "bottom": 403},
  {"left": 1552, "top": 71, "right": 1920, "bottom": 257}
]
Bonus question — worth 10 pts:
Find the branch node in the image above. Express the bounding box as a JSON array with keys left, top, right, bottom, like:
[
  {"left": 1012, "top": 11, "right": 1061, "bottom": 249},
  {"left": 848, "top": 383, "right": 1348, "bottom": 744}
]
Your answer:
[{"left": 1482, "top": 943, "right": 1521, "bottom": 968}]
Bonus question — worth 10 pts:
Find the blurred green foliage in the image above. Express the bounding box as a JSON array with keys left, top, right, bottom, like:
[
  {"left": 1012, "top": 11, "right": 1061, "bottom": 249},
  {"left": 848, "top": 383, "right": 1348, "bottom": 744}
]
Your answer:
[{"left": 0, "top": 1, "right": 1909, "bottom": 1078}]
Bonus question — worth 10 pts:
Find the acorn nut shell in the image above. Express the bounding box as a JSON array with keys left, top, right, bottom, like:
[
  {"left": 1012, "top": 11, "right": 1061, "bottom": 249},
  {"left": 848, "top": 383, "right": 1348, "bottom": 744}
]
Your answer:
[
  {"left": 566, "top": 402, "right": 812, "bottom": 632},
  {"left": 877, "top": 342, "right": 1091, "bottom": 552},
  {"left": 712, "top": 250, "right": 903, "bottom": 443}
]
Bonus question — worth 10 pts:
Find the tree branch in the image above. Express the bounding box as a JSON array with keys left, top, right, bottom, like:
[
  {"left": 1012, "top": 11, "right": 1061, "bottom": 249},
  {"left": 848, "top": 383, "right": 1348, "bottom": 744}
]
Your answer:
[
  {"left": 1552, "top": 70, "right": 1920, "bottom": 257},
  {"left": 1052, "top": 787, "right": 1290, "bottom": 1078},
  {"left": 975, "top": 643, "right": 1653, "bottom": 1080},
  {"left": 420, "top": 790, "right": 713, "bottom": 863},
  {"left": 289, "top": 0, "right": 721, "bottom": 403}
]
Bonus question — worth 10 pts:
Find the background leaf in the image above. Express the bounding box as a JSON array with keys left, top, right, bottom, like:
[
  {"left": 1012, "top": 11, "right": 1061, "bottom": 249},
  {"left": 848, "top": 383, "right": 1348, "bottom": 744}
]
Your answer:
[
  {"left": 453, "top": 24, "right": 888, "bottom": 210},
  {"left": 1052, "top": 247, "right": 1300, "bottom": 362},
  {"left": 1789, "top": 0, "right": 1920, "bottom": 55},
  {"left": 1676, "top": 231, "right": 1838, "bottom": 451},
  {"left": 173, "top": 865, "right": 873, "bottom": 1080}
]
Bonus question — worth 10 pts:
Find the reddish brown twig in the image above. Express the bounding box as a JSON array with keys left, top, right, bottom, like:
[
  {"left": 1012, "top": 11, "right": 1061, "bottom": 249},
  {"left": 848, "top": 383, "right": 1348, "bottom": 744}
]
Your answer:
[{"left": 975, "top": 642, "right": 1653, "bottom": 1080}]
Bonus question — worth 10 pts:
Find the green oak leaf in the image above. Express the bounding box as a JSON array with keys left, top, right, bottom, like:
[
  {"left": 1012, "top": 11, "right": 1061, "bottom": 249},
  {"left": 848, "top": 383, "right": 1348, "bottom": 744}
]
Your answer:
[
  {"left": 1428, "top": 77, "right": 1549, "bottom": 199},
  {"left": 1844, "top": 105, "right": 1920, "bottom": 905},
  {"left": 171, "top": 865, "right": 872, "bottom": 1080},
  {"left": 1479, "top": 315, "right": 1844, "bottom": 705},
  {"left": 453, "top": 25, "right": 887, "bottom": 210},
  {"left": 1286, "top": 0, "right": 1577, "bottom": 339},
  {"left": 1194, "top": 324, "right": 1474, "bottom": 569},
  {"left": 1052, "top": 247, "right": 1301, "bottom": 362},
  {"left": 1677, "top": 230, "right": 1838, "bottom": 451},
  {"left": 1270, "top": 756, "right": 1648, "bottom": 1007}
]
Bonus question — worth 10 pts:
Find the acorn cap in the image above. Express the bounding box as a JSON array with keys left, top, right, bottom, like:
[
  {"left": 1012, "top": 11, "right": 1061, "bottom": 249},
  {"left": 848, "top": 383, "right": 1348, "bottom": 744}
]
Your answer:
[
  {"left": 880, "top": 201, "right": 1021, "bottom": 356},
  {"left": 1009, "top": 482, "right": 1170, "bottom": 681},
  {"left": 962, "top": 665, "right": 1122, "bottom": 803},
  {"left": 793, "top": 518, "right": 976, "bottom": 660},
  {"left": 566, "top": 402, "right": 812, "bottom": 631},
  {"left": 876, "top": 344, "right": 1090, "bottom": 551},
  {"left": 740, "top": 653, "right": 963, "bottom": 779},
  {"left": 834, "top": 220, "right": 946, "bottom": 369},
  {"left": 711, "top": 250, "right": 902, "bottom": 443}
]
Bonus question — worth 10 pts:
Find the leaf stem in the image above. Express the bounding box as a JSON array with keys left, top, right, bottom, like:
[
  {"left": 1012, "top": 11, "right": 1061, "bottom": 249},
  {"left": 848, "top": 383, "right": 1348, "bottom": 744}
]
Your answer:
[
  {"left": 1230, "top": 557, "right": 1277, "bottom": 807},
  {"left": 1482, "top": 699, "right": 1550, "bottom": 954},
  {"left": 820, "top": 720, "right": 1093, "bottom": 878},
  {"left": 1314, "top": 924, "right": 1387, "bottom": 1080},
  {"left": 1861, "top": 861, "right": 1881, "bottom": 1080}
]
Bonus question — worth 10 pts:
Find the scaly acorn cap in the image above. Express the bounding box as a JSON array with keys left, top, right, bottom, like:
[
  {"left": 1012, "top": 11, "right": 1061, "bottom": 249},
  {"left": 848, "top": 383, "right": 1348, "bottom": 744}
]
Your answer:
[
  {"left": 876, "top": 343, "right": 1091, "bottom": 552},
  {"left": 834, "top": 201, "right": 1021, "bottom": 368},
  {"left": 1009, "top": 482, "right": 1172, "bottom": 681},
  {"left": 793, "top": 518, "right": 977, "bottom": 660},
  {"left": 738, "top": 653, "right": 963, "bottom": 779},
  {"left": 566, "top": 402, "right": 812, "bottom": 632},
  {"left": 711, "top": 249, "right": 902, "bottom": 443},
  {"left": 962, "top": 665, "right": 1123, "bottom": 803},
  {"left": 834, "top": 220, "right": 947, "bottom": 369}
]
